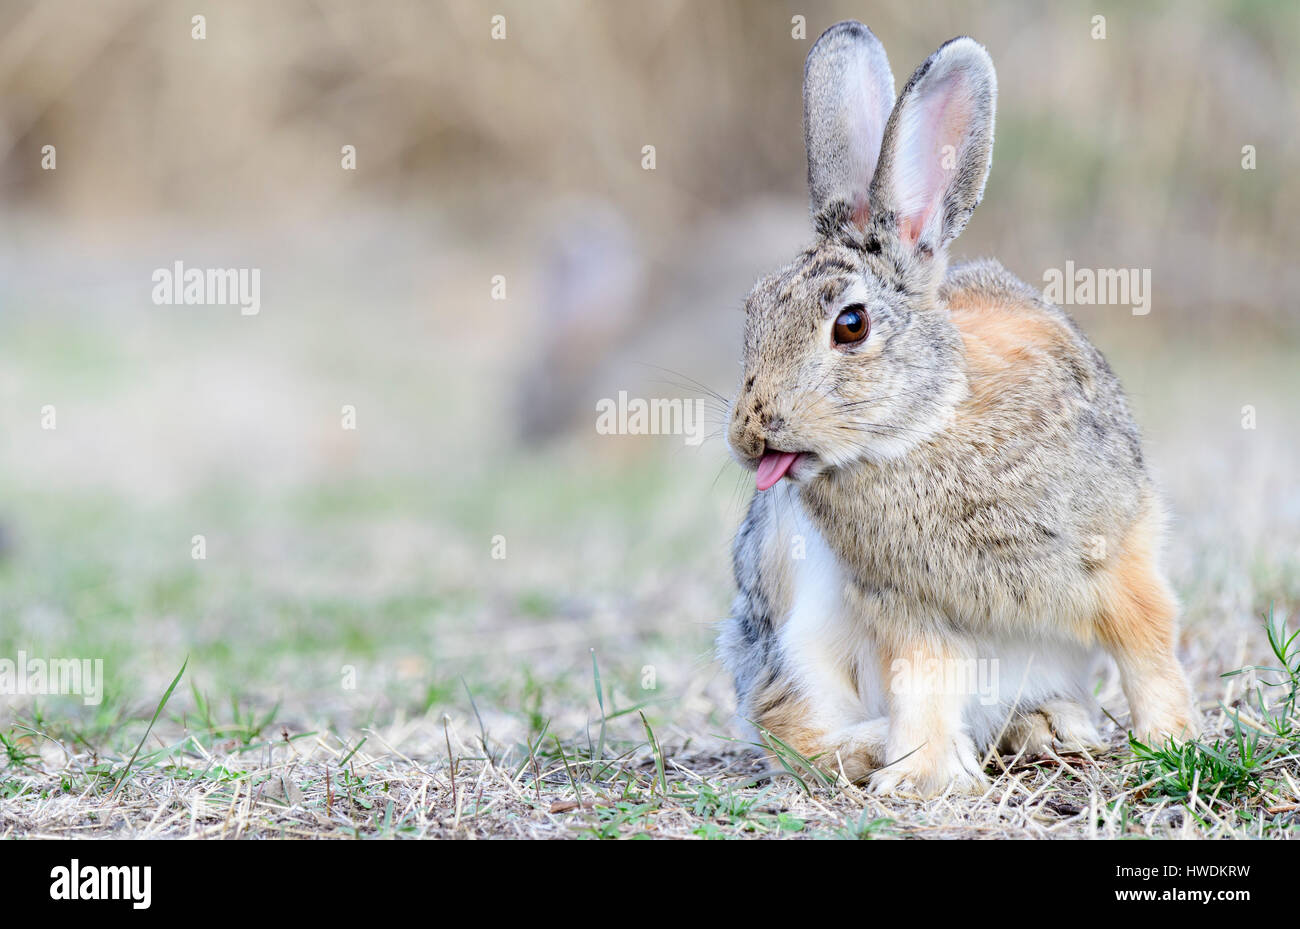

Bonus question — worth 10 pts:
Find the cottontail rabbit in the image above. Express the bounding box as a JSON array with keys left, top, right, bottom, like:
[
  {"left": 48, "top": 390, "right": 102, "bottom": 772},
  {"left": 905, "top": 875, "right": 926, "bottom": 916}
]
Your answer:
[{"left": 720, "top": 22, "right": 1199, "bottom": 796}]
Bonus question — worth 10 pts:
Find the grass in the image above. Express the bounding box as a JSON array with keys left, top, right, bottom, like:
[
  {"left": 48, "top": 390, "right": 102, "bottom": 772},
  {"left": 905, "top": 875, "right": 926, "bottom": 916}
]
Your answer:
[
  {"left": 2, "top": 608, "right": 1298, "bottom": 839},
  {"left": 1122, "top": 606, "right": 1300, "bottom": 833}
]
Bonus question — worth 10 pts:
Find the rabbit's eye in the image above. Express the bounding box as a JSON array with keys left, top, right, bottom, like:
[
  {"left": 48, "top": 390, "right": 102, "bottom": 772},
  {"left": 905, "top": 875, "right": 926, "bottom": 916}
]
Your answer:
[{"left": 833, "top": 305, "right": 869, "bottom": 346}]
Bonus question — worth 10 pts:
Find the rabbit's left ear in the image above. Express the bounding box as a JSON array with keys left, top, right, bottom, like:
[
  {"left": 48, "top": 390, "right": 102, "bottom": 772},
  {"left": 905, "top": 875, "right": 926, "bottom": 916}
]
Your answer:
[
  {"left": 803, "top": 22, "right": 895, "bottom": 226},
  {"left": 870, "top": 37, "right": 996, "bottom": 255}
]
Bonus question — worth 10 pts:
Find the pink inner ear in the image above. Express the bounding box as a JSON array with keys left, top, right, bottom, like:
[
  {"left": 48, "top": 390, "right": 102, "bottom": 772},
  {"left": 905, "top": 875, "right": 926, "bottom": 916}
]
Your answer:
[
  {"left": 896, "top": 72, "right": 974, "bottom": 247},
  {"left": 899, "top": 216, "right": 916, "bottom": 245},
  {"left": 851, "top": 198, "right": 871, "bottom": 228}
]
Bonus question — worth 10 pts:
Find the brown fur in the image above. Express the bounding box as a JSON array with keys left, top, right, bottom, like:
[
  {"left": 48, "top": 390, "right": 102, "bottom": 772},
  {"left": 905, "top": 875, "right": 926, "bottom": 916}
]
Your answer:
[
  {"left": 751, "top": 685, "right": 820, "bottom": 755},
  {"left": 1094, "top": 505, "right": 1199, "bottom": 739},
  {"left": 1095, "top": 505, "right": 1177, "bottom": 655},
  {"left": 949, "top": 297, "right": 1069, "bottom": 421},
  {"left": 752, "top": 680, "right": 883, "bottom": 783}
]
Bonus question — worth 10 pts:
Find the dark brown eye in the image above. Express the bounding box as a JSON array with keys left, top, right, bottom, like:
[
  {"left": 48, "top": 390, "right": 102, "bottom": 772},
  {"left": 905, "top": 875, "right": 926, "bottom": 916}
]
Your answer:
[{"left": 833, "top": 305, "right": 869, "bottom": 346}]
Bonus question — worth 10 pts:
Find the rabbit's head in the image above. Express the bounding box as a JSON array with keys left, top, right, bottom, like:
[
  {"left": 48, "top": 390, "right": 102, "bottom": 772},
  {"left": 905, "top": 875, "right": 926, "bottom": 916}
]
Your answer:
[{"left": 729, "top": 23, "right": 997, "bottom": 490}]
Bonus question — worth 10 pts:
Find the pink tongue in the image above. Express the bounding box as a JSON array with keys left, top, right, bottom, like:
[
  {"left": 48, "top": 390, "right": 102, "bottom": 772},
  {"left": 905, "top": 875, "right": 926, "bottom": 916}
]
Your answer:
[{"left": 755, "top": 451, "right": 800, "bottom": 491}]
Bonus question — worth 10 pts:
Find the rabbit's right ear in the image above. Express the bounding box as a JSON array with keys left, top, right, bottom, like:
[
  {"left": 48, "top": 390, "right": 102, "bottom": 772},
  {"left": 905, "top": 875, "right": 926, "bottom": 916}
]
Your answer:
[
  {"left": 803, "top": 21, "right": 895, "bottom": 227},
  {"left": 868, "top": 37, "right": 996, "bottom": 257}
]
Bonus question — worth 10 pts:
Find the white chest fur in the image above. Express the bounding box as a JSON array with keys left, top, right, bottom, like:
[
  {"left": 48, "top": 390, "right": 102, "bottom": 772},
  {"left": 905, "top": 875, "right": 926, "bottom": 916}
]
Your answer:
[{"left": 772, "top": 485, "right": 1102, "bottom": 748}]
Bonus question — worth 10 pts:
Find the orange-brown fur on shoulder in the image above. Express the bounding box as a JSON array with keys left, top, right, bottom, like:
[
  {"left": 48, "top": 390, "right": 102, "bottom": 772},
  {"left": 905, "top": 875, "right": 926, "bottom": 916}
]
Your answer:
[{"left": 946, "top": 277, "right": 1073, "bottom": 419}]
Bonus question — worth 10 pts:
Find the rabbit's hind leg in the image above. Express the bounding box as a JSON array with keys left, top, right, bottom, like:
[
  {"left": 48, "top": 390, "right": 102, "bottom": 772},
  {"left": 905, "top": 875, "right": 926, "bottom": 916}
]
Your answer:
[
  {"left": 996, "top": 710, "right": 1054, "bottom": 756},
  {"left": 1094, "top": 505, "right": 1200, "bottom": 744},
  {"left": 749, "top": 675, "right": 887, "bottom": 783},
  {"left": 996, "top": 699, "right": 1104, "bottom": 756},
  {"left": 1038, "top": 698, "right": 1105, "bottom": 751}
]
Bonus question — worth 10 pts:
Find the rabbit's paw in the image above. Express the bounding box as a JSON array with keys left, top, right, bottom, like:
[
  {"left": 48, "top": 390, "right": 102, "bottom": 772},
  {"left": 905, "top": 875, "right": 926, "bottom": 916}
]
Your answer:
[
  {"left": 1041, "top": 699, "right": 1106, "bottom": 752},
  {"left": 820, "top": 718, "right": 890, "bottom": 782},
  {"left": 999, "top": 700, "right": 1106, "bottom": 756},
  {"left": 869, "top": 733, "right": 989, "bottom": 798},
  {"left": 1132, "top": 710, "right": 1201, "bottom": 747},
  {"left": 1129, "top": 680, "right": 1202, "bottom": 746}
]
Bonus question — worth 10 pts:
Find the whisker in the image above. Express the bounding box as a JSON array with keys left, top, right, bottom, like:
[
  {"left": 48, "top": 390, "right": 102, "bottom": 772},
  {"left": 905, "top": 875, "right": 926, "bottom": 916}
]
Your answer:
[
  {"left": 636, "top": 363, "right": 731, "bottom": 406},
  {"left": 837, "top": 421, "right": 931, "bottom": 437}
]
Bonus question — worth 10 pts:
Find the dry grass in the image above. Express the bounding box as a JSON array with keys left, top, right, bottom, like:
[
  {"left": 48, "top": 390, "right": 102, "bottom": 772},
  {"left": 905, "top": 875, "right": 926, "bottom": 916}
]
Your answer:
[{"left": 4, "top": 667, "right": 1298, "bottom": 839}]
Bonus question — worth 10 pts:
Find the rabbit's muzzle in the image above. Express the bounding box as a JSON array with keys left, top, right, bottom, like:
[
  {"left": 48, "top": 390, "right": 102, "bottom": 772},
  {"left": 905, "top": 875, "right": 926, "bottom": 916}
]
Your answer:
[{"left": 728, "top": 390, "right": 786, "bottom": 465}]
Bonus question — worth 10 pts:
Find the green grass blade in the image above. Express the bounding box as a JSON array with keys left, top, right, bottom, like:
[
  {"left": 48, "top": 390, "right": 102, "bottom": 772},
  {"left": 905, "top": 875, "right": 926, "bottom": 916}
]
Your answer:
[{"left": 111, "top": 656, "right": 188, "bottom": 797}]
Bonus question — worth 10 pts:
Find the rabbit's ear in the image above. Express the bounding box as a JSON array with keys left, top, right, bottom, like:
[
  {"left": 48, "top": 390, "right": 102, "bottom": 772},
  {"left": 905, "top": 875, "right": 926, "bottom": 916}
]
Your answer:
[
  {"left": 870, "top": 37, "right": 996, "bottom": 254},
  {"left": 803, "top": 21, "right": 895, "bottom": 226}
]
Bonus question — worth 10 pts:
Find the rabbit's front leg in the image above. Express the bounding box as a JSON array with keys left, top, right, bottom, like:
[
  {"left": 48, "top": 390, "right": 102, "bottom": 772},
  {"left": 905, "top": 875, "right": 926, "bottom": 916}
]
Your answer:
[{"left": 869, "top": 633, "right": 991, "bottom": 797}]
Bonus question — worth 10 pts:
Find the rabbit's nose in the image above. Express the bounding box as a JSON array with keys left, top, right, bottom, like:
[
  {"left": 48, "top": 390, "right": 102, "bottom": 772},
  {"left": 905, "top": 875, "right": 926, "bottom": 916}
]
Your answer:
[
  {"left": 729, "top": 408, "right": 767, "bottom": 461},
  {"left": 730, "top": 423, "right": 765, "bottom": 461}
]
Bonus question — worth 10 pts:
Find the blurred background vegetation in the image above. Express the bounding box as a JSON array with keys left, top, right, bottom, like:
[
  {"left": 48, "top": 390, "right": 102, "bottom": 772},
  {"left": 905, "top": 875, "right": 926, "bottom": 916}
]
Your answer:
[
  {"left": 3, "top": 0, "right": 1298, "bottom": 326},
  {"left": 0, "top": 1, "right": 1296, "bottom": 747}
]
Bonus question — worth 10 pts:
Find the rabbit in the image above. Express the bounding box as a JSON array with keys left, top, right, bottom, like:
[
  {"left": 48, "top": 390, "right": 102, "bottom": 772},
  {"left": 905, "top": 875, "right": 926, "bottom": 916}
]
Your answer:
[{"left": 719, "top": 21, "right": 1200, "bottom": 797}]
